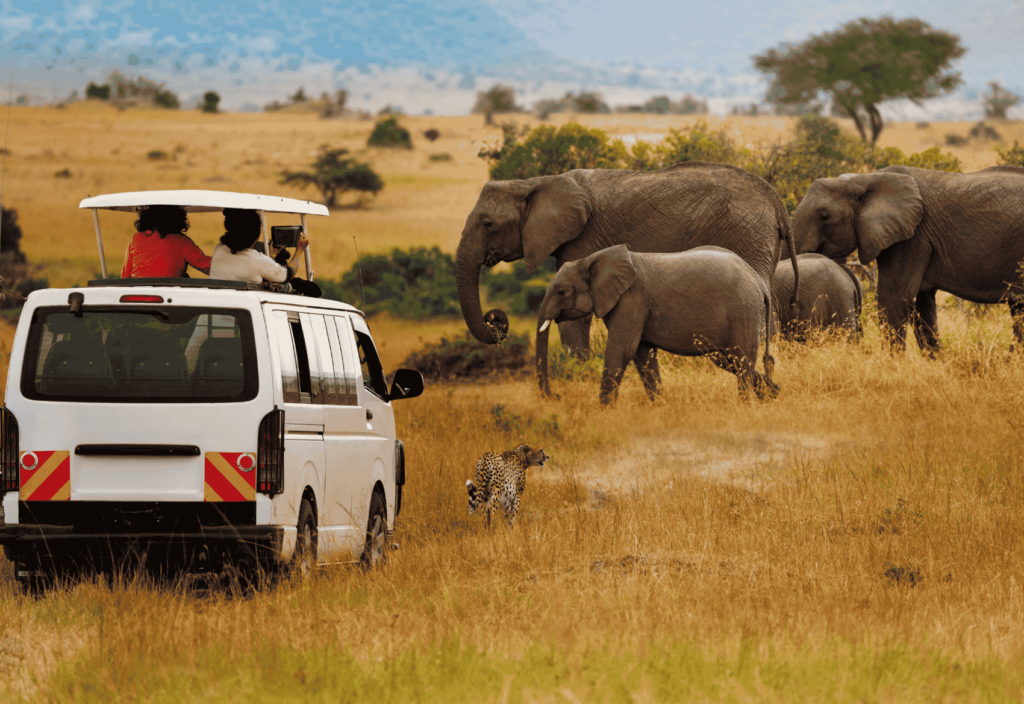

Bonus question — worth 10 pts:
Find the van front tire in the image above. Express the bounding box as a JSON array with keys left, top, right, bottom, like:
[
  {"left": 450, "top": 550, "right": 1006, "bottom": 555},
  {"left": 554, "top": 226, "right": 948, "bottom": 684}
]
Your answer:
[{"left": 361, "top": 490, "right": 387, "bottom": 569}]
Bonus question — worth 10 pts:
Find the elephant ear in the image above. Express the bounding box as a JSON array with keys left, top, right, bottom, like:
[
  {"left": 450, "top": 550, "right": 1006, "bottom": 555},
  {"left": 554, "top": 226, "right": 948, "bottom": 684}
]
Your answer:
[
  {"left": 584, "top": 245, "right": 637, "bottom": 318},
  {"left": 850, "top": 172, "right": 924, "bottom": 265},
  {"left": 521, "top": 175, "right": 593, "bottom": 269}
]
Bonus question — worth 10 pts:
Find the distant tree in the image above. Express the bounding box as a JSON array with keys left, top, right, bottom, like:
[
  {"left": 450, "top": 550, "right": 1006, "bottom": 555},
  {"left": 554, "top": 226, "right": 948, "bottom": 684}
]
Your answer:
[
  {"left": 1, "top": 206, "right": 24, "bottom": 261},
  {"left": 368, "top": 116, "right": 413, "bottom": 149},
  {"left": 291, "top": 87, "right": 307, "bottom": 103},
  {"left": 984, "top": 81, "right": 1020, "bottom": 119},
  {"left": 423, "top": 128, "right": 441, "bottom": 142},
  {"left": 85, "top": 82, "right": 110, "bottom": 100},
  {"left": 472, "top": 84, "right": 522, "bottom": 124},
  {"left": 754, "top": 17, "right": 965, "bottom": 145},
  {"left": 201, "top": 91, "right": 220, "bottom": 113},
  {"left": 280, "top": 146, "right": 384, "bottom": 208},
  {"left": 572, "top": 92, "right": 610, "bottom": 114},
  {"left": 154, "top": 89, "right": 179, "bottom": 109}
]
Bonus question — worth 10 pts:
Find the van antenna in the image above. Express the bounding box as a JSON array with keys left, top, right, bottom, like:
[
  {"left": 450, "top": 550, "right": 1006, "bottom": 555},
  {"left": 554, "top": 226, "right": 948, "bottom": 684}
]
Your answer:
[
  {"left": 0, "top": 63, "right": 14, "bottom": 252},
  {"left": 352, "top": 235, "right": 366, "bottom": 308}
]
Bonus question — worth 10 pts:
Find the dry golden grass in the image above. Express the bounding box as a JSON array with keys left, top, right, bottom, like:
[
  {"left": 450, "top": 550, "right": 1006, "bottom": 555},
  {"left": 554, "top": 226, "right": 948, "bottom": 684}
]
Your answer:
[
  {"left": 0, "top": 296, "right": 1020, "bottom": 701},
  {"left": 0, "top": 107, "right": 1022, "bottom": 700}
]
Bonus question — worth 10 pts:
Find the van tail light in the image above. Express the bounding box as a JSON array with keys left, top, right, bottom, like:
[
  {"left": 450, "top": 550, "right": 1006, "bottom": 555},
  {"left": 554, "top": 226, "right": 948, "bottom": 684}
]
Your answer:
[
  {"left": 257, "top": 409, "right": 285, "bottom": 495},
  {"left": 0, "top": 408, "right": 20, "bottom": 495}
]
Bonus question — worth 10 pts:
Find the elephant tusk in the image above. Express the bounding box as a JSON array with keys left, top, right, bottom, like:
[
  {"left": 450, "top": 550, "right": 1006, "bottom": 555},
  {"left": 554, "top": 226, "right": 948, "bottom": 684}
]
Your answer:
[{"left": 539, "top": 319, "right": 552, "bottom": 333}]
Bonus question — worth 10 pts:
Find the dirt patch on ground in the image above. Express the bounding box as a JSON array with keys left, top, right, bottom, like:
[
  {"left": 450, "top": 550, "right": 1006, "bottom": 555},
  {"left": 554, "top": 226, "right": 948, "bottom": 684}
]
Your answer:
[{"left": 548, "top": 432, "right": 835, "bottom": 496}]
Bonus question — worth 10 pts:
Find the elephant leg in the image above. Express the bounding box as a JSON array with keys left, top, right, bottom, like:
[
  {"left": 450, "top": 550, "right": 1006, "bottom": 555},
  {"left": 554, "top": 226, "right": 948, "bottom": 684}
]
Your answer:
[
  {"left": 876, "top": 291, "right": 913, "bottom": 352},
  {"left": 599, "top": 362, "right": 628, "bottom": 405},
  {"left": 913, "top": 289, "right": 941, "bottom": 356},
  {"left": 633, "top": 343, "right": 661, "bottom": 401},
  {"left": 1010, "top": 298, "right": 1024, "bottom": 352},
  {"left": 708, "top": 351, "right": 754, "bottom": 399},
  {"left": 557, "top": 316, "right": 592, "bottom": 361}
]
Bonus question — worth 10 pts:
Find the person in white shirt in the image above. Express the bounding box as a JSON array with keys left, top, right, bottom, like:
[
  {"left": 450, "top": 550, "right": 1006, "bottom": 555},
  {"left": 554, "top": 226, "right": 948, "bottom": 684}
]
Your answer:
[{"left": 209, "top": 208, "right": 320, "bottom": 296}]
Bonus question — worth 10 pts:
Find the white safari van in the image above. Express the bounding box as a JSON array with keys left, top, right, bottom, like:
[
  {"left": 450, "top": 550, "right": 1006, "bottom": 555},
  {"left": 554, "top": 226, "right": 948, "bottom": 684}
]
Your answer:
[{"left": 0, "top": 191, "right": 423, "bottom": 590}]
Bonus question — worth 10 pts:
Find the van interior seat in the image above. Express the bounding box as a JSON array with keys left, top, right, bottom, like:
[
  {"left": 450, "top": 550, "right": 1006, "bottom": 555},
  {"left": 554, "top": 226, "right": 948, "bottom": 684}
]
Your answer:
[
  {"left": 38, "top": 340, "right": 116, "bottom": 395},
  {"left": 192, "top": 337, "right": 244, "bottom": 396},
  {"left": 122, "top": 343, "right": 191, "bottom": 397}
]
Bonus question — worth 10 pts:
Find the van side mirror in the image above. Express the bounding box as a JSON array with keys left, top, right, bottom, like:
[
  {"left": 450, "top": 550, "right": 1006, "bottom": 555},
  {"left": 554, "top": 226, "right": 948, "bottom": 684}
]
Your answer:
[{"left": 389, "top": 369, "right": 424, "bottom": 401}]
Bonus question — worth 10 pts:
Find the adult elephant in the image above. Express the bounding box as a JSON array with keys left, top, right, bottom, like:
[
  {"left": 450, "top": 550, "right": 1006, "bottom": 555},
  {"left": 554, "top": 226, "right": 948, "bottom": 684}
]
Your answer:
[
  {"left": 456, "top": 162, "right": 800, "bottom": 364},
  {"left": 791, "top": 165, "right": 1024, "bottom": 353}
]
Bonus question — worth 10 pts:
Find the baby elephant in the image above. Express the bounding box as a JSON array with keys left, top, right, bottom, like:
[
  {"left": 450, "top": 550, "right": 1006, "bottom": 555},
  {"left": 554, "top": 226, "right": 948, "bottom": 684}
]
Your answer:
[
  {"left": 773, "top": 254, "right": 863, "bottom": 341},
  {"left": 536, "top": 245, "right": 778, "bottom": 403}
]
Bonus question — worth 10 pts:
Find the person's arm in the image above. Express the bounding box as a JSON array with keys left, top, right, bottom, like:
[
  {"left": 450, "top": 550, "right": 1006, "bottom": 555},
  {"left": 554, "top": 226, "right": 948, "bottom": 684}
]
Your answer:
[
  {"left": 287, "top": 237, "right": 309, "bottom": 269},
  {"left": 180, "top": 236, "right": 212, "bottom": 275},
  {"left": 256, "top": 250, "right": 290, "bottom": 283}
]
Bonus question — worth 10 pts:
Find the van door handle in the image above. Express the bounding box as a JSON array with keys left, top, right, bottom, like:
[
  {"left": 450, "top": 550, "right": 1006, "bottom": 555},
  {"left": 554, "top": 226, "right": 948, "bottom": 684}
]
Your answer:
[{"left": 366, "top": 409, "right": 373, "bottom": 421}]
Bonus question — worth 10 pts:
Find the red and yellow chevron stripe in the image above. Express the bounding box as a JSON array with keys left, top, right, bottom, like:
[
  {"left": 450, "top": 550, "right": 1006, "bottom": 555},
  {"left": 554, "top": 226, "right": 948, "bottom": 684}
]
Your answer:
[
  {"left": 20, "top": 451, "right": 70, "bottom": 501},
  {"left": 204, "top": 452, "right": 256, "bottom": 502}
]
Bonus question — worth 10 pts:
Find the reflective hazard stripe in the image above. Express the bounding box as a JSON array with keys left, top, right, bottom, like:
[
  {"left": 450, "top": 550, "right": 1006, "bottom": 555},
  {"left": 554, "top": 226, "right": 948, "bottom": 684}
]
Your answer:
[
  {"left": 204, "top": 452, "right": 256, "bottom": 502},
  {"left": 20, "top": 451, "right": 70, "bottom": 501}
]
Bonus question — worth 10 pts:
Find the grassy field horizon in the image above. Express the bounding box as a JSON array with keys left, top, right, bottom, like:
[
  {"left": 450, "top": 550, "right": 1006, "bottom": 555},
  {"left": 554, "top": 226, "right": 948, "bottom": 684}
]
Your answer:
[{"left": 0, "top": 105, "right": 1022, "bottom": 701}]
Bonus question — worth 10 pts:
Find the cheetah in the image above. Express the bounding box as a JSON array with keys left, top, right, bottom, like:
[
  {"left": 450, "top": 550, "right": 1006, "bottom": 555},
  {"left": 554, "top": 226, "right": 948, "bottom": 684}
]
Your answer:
[{"left": 466, "top": 443, "right": 549, "bottom": 527}]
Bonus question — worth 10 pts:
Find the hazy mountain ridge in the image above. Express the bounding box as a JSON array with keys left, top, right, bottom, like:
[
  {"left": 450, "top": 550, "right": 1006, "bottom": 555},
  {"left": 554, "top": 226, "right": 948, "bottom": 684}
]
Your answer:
[{"left": 0, "top": 0, "right": 1017, "bottom": 120}]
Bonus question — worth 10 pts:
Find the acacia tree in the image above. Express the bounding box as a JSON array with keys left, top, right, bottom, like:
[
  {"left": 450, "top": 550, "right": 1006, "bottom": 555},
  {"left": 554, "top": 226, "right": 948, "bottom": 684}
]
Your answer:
[
  {"left": 754, "top": 17, "right": 965, "bottom": 144},
  {"left": 280, "top": 147, "right": 384, "bottom": 208}
]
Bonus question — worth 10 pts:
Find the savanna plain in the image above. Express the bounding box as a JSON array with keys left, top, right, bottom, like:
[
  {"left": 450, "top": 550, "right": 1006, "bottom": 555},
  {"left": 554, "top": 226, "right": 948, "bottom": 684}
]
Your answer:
[{"left": 0, "top": 104, "right": 1022, "bottom": 702}]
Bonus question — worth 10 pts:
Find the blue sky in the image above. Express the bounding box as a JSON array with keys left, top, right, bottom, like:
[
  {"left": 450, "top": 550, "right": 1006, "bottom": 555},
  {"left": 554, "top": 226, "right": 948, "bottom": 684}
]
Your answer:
[{"left": 0, "top": 0, "right": 1020, "bottom": 112}]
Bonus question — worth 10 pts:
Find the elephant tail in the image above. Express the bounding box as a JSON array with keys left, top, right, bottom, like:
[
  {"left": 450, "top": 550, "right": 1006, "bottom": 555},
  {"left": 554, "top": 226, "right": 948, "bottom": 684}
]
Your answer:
[
  {"left": 762, "top": 290, "right": 776, "bottom": 384},
  {"left": 782, "top": 219, "right": 802, "bottom": 317}
]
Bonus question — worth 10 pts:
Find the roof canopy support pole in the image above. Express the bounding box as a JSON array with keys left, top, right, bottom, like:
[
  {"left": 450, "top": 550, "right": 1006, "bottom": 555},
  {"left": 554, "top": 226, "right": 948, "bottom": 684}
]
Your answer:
[
  {"left": 258, "top": 210, "right": 269, "bottom": 253},
  {"left": 301, "top": 214, "right": 314, "bottom": 282},
  {"left": 91, "top": 208, "right": 108, "bottom": 279}
]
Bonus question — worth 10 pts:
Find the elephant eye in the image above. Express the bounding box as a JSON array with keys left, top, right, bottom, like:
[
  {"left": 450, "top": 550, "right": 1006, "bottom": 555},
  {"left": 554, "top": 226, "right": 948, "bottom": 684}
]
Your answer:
[{"left": 819, "top": 211, "right": 829, "bottom": 222}]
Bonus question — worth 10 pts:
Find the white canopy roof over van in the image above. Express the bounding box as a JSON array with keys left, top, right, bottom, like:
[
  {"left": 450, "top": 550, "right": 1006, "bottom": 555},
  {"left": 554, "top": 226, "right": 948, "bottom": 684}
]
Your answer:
[
  {"left": 79, "top": 190, "right": 328, "bottom": 279},
  {"left": 79, "top": 190, "right": 329, "bottom": 216}
]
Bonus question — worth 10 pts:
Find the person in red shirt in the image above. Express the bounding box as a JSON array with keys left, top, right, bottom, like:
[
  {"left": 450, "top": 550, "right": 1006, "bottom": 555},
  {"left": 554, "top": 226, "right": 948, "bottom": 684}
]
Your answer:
[{"left": 120, "top": 205, "right": 212, "bottom": 278}]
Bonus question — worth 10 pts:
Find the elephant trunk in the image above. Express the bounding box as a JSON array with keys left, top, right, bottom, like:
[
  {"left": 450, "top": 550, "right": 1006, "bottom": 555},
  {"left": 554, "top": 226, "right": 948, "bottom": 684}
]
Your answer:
[
  {"left": 536, "top": 318, "right": 552, "bottom": 396},
  {"left": 456, "top": 237, "right": 500, "bottom": 344}
]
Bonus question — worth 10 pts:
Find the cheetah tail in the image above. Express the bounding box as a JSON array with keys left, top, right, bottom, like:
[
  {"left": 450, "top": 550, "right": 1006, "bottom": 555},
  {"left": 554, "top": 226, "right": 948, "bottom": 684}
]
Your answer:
[{"left": 466, "top": 479, "right": 478, "bottom": 514}]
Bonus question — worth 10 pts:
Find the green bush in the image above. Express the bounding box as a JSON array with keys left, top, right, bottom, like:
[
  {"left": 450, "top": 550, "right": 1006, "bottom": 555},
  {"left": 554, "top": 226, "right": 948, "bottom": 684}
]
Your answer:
[
  {"left": 368, "top": 116, "right": 413, "bottom": 149},
  {"left": 320, "top": 247, "right": 459, "bottom": 318},
  {"left": 399, "top": 331, "right": 530, "bottom": 381},
  {"left": 478, "top": 122, "right": 628, "bottom": 180},
  {"left": 996, "top": 141, "right": 1024, "bottom": 167}
]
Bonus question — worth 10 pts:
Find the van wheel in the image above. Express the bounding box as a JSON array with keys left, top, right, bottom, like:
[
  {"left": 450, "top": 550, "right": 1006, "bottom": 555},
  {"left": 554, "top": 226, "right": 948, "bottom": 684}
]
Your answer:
[
  {"left": 293, "top": 498, "right": 317, "bottom": 578},
  {"left": 361, "top": 491, "right": 387, "bottom": 569}
]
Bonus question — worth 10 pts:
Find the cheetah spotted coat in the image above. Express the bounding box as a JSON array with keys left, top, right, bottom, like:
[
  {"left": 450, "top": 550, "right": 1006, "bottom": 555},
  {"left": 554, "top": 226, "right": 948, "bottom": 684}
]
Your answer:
[{"left": 466, "top": 443, "right": 549, "bottom": 526}]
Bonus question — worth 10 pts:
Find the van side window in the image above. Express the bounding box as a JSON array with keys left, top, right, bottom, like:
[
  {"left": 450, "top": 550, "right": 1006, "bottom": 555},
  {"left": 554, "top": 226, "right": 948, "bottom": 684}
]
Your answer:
[
  {"left": 354, "top": 331, "right": 388, "bottom": 399},
  {"left": 308, "top": 314, "right": 340, "bottom": 405},
  {"left": 290, "top": 320, "right": 313, "bottom": 398},
  {"left": 333, "top": 316, "right": 360, "bottom": 405},
  {"left": 273, "top": 311, "right": 300, "bottom": 403}
]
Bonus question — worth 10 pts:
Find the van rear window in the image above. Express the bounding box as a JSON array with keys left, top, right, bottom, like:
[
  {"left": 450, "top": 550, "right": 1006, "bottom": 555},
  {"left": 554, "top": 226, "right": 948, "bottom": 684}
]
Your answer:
[{"left": 21, "top": 307, "right": 258, "bottom": 403}]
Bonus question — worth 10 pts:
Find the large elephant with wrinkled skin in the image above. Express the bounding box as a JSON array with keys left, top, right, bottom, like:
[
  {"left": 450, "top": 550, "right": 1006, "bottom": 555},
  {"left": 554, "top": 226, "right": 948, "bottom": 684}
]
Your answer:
[
  {"left": 535, "top": 245, "right": 778, "bottom": 403},
  {"left": 773, "top": 254, "right": 862, "bottom": 341},
  {"left": 791, "top": 165, "right": 1024, "bottom": 352},
  {"left": 456, "top": 162, "right": 800, "bottom": 364}
]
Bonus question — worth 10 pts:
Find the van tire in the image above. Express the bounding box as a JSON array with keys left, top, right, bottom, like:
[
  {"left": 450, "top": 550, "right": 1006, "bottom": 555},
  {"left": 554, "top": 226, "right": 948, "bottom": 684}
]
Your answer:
[
  {"left": 293, "top": 498, "right": 317, "bottom": 578},
  {"left": 361, "top": 490, "right": 387, "bottom": 569}
]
